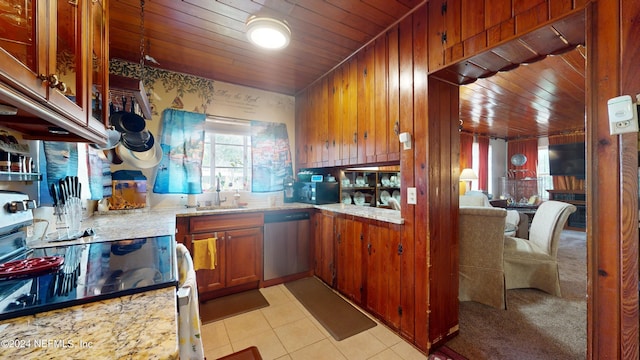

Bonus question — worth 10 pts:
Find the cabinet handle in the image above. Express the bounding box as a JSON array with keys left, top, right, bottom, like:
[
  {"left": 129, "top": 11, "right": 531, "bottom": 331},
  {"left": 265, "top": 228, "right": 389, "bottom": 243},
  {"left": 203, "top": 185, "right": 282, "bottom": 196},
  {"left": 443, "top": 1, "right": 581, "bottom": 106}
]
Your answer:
[
  {"left": 353, "top": 132, "right": 357, "bottom": 143},
  {"left": 367, "top": 243, "right": 372, "bottom": 255},
  {"left": 38, "top": 74, "right": 67, "bottom": 92},
  {"left": 364, "top": 131, "right": 368, "bottom": 140},
  {"left": 325, "top": 140, "right": 329, "bottom": 149},
  {"left": 393, "top": 121, "right": 400, "bottom": 135}
]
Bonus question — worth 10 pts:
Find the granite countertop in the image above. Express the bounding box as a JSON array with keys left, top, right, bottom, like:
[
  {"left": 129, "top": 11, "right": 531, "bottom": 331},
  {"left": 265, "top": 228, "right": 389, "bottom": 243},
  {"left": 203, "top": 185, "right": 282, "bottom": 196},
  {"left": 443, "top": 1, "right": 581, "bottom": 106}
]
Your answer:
[
  {"left": 0, "top": 288, "right": 178, "bottom": 359},
  {"left": 29, "top": 202, "right": 402, "bottom": 247}
]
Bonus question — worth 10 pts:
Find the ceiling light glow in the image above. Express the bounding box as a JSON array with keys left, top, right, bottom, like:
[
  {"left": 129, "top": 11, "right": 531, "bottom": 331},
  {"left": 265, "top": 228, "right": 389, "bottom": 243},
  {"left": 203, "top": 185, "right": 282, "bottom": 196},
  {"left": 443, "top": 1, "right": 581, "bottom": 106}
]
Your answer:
[{"left": 246, "top": 16, "right": 291, "bottom": 50}]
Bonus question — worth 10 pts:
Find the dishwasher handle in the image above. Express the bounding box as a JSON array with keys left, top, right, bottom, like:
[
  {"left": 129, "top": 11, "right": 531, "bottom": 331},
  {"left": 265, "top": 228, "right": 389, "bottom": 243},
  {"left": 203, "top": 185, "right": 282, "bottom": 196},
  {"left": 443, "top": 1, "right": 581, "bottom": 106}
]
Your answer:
[{"left": 264, "top": 211, "right": 310, "bottom": 223}]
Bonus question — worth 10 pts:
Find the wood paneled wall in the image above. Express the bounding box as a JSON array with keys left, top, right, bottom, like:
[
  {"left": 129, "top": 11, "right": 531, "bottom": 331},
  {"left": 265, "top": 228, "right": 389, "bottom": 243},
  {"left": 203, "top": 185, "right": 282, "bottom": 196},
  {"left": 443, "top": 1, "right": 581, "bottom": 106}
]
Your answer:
[{"left": 295, "top": 0, "right": 640, "bottom": 356}]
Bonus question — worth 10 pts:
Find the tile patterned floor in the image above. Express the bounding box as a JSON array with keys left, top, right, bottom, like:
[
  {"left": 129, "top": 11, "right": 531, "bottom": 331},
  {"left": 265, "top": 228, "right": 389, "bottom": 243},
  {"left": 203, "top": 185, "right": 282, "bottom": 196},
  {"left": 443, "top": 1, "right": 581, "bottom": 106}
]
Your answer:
[{"left": 201, "top": 284, "right": 429, "bottom": 360}]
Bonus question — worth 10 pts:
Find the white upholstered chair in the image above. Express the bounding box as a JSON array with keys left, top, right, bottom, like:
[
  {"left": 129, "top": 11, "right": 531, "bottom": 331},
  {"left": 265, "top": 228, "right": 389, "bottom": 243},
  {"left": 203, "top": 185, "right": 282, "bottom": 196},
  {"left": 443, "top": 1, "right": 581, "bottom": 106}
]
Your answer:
[
  {"left": 503, "top": 201, "right": 576, "bottom": 296},
  {"left": 459, "top": 206, "right": 508, "bottom": 309}
]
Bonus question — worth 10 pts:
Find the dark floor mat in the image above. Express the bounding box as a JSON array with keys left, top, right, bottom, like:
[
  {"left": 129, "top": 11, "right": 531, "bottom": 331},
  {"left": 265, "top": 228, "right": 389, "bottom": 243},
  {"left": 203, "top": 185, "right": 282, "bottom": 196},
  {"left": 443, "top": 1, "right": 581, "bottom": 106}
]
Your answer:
[
  {"left": 200, "top": 289, "right": 269, "bottom": 324},
  {"left": 285, "top": 277, "right": 376, "bottom": 341}
]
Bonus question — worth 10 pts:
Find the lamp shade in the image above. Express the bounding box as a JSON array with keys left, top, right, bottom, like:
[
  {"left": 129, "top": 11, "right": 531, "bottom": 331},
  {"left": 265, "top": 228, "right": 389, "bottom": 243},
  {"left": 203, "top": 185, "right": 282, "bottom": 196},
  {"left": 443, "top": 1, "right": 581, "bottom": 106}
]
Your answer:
[
  {"left": 460, "top": 168, "right": 478, "bottom": 181},
  {"left": 245, "top": 16, "right": 291, "bottom": 50}
]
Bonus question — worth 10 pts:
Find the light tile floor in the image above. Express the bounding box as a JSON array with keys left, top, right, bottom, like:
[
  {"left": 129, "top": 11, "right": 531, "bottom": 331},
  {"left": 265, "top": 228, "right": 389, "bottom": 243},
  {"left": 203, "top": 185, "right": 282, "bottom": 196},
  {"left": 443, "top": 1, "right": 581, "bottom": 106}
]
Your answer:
[{"left": 201, "top": 283, "right": 429, "bottom": 360}]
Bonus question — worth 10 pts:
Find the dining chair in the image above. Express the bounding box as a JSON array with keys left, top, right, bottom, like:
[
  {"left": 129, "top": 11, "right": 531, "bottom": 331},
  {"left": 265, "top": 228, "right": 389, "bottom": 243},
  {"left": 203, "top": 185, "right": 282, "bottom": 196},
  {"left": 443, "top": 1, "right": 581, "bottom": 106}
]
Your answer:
[{"left": 503, "top": 201, "right": 576, "bottom": 296}]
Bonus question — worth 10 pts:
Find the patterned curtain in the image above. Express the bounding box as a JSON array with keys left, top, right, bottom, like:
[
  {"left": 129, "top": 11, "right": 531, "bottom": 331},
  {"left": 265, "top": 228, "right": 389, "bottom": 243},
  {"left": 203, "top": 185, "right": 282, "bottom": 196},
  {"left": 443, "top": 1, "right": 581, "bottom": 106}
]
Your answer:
[
  {"left": 251, "top": 121, "right": 293, "bottom": 192},
  {"left": 507, "top": 138, "right": 538, "bottom": 179},
  {"left": 477, "top": 136, "right": 489, "bottom": 191},
  {"left": 549, "top": 132, "right": 586, "bottom": 190},
  {"left": 153, "top": 109, "right": 207, "bottom": 194}
]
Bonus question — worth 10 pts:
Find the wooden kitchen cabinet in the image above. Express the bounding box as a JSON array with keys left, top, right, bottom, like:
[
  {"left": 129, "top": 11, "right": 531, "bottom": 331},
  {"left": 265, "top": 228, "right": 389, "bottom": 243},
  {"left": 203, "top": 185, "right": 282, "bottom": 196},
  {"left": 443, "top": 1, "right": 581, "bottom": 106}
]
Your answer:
[
  {"left": 313, "top": 211, "right": 335, "bottom": 286},
  {"left": 365, "top": 221, "right": 402, "bottom": 330},
  {"left": 176, "top": 213, "right": 264, "bottom": 301},
  {"left": 335, "top": 216, "right": 364, "bottom": 304},
  {"left": 0, "top": 0, "right": 108, "bottom": 143}
]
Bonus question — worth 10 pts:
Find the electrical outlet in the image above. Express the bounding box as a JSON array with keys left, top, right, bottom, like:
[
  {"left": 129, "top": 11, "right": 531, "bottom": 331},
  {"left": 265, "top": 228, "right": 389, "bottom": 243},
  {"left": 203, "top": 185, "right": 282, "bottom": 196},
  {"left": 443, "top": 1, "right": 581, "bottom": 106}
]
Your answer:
[
  {"left": 407, "top": 187, "right": 417, "bottom": 204},
  {"left": 607, "top": 95, "right": 639, "bottom": 135}
]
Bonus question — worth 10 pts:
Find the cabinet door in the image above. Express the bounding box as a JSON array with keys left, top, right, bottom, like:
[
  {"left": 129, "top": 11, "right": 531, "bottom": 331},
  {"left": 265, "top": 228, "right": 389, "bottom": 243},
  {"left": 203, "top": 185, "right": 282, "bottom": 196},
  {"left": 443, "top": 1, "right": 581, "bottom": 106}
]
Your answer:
[
  {"left": 192, "top": 232, "right": 226, "bottom": 293},
  {"left": 225, "top": 227, "right": 263, "bottom": 288},
  {"left": 365, "top": 223, "right": 401, "bottom": 330},
  {"left": 88, "top": 0, "right": 108, "bottom": 126},
  {"left": 357, "top": 44, "right": 375, "bottom": 164},
  {"left": 0, "top": 1, "right": 46, "bottom": 98},
  {"left": 49, "top": 0, "right": 88, "bottom": 125},
  {"left": 314, "top": 212, "right": 335, "bottom": 286},
  {"left": 386, "top": 26, "right": 401, "bottom": 162},
  {"left": 336, "top": 217, "right": 364, "bottom": 304}
]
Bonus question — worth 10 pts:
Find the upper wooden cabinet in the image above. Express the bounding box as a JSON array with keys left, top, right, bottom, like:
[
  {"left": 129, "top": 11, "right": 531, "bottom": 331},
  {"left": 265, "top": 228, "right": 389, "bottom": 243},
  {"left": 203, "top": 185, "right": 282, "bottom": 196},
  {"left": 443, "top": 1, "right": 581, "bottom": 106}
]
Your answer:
[{"left": 0, "top": 0, "right": 108, "bottom": 144}]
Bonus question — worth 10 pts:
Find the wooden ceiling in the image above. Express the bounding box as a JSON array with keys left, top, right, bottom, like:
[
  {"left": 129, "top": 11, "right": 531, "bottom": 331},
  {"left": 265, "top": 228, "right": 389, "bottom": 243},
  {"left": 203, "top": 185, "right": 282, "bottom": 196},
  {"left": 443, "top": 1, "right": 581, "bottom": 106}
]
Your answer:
[{"left": 109, "top": 1, "right": 586, "bottom": 141}]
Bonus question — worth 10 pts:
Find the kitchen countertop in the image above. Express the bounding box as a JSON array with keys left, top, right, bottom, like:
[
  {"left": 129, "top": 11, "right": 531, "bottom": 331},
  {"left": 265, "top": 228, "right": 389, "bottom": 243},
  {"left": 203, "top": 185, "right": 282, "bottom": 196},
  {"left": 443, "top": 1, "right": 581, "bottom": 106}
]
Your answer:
[
  {"left": 29, "top": 202, "right": 403, "bottom": 247},
  {"left": 0, "top": 287, "right": 178, "bottom": 359}
]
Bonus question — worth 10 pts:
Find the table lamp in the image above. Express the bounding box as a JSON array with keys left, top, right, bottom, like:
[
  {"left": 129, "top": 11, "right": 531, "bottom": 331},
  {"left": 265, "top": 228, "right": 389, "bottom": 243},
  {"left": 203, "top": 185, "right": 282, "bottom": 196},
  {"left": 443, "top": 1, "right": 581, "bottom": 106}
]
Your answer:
[{"left": 460, "top": 168, "right": 478, "bottom": 194}]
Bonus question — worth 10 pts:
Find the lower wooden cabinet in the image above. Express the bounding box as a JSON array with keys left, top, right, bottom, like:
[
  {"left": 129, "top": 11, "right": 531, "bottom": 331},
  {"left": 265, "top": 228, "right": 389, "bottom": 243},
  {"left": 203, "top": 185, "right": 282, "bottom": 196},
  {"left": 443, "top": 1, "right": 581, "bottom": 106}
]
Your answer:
[
  {"left": 318, "top": 213, "right": 403, "bottom": 332},
  {"left": 314, "top": 211, "right": 335, "bottom": 286},
  {"left": 176, "top": 213, "right": 264, "bottom": 301}
]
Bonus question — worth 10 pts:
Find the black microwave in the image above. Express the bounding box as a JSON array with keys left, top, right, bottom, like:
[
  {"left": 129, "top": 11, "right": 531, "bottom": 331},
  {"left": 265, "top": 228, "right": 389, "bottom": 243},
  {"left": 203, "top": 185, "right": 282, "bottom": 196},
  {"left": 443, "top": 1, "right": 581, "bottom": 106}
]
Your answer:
[{"left": 294, "top": 182, "right": 339, "bottom": 205}]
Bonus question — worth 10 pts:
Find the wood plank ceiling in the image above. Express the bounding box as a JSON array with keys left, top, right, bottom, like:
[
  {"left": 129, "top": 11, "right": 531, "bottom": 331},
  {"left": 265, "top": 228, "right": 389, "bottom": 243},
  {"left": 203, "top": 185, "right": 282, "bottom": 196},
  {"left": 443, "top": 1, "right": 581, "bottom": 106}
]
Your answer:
[{"left": 109, "top": 0, "right": 586, "bottom": 141}]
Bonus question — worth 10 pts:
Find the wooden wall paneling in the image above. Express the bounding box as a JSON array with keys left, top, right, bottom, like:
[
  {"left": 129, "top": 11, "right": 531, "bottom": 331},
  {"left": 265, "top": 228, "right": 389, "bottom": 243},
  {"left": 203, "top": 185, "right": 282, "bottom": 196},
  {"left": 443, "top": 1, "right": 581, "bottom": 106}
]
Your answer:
[
  {"left": 374, "top": 35, "right": 389, "bottom": 163},
  {"left": 549, "top": 0, "right": 574, "bottom": 19},
  {"left": 515, "top": 2, "right": 549, "bottom": 35},
  {"left": 463, "top": 32, "right": 488, "bottom": 58},
  {"left": 328, "top": 69, "right": 341, "bottom": 166},
  {"left": 358, "top": 44, "right": 376, "bottom": 164},
  {"left": 347, "top": 58, "right": 359, "bottom": 164},
  {"left": 484, "top": 0, "right": 511, "bottom": 29},
  {"left": 398, "top": 10, "right": 417, "bottom": 345},
  {"left": 338, "top": 63, "right": 351, "bottom": 166},
  {"left": 309, "top": 82, "right": 320, "bottom": 166},
  {"left": 387, "top": 26, "right": 401, "bottom": 162},
  {"left": 461, "top": 0, "right": 485, "bottom": 40},
  {"left": 587, "top": 1, "right": 639, "bottom": 358},
  {"left": 428, "top": 78, "right": 460, "bottom": 348}
]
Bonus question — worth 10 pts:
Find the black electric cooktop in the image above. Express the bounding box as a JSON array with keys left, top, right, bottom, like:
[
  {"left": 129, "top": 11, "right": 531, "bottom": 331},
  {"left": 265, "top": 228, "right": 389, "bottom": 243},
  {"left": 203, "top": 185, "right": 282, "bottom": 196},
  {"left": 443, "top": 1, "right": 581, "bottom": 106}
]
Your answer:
[{"left": 0, "top": 236, "right": 177, "bottom": 321}]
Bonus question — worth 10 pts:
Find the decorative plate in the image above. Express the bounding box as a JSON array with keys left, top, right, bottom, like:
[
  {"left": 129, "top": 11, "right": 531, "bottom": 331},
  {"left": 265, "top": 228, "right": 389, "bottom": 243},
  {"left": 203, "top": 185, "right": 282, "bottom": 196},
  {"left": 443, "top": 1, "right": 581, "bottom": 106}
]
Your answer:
[
  {"left": 381, "top": 176, "right": 390, "bottom": 187},
  {"left": 392, "top": 190, "right": 401, "bottom": 202},
  {"left": 511, "top": 153, "right": 527, "bottom": 166},
  {"left": 341, "top": 192, "right": 352, "bottom": 204},
  {"left": 353, "top": 192, "right": 365, "bottom": 206},
  {"left": 380, "top": 190, "right": 391, "bottom": 204}
]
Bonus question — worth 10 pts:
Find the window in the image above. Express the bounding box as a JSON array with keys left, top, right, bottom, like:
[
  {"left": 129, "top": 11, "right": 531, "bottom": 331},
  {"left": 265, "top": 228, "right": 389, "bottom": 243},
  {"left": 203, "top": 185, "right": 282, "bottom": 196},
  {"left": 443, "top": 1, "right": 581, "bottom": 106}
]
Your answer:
[
  {"left": 537, "top": 145, "right": 553, "bottom": 200},
  {"left": 201, "top": 117, "right": 252, "bottom": 192}
]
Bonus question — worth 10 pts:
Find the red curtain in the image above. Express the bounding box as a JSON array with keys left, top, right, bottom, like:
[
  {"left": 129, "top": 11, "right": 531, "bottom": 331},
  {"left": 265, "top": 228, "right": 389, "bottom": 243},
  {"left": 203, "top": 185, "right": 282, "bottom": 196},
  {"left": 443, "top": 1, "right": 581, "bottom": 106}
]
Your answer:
[
  {"left": 507, "top": 139, "right": 538, "bottom": 179},
  {"left": 477, "top": 136, "right": 489, "bottom": 191},
  {"left": 549, "top": 132, "right": 586, "bottom": 190},
  {"left": 460, "top": 133, "right": 473, "bottom": 171}
]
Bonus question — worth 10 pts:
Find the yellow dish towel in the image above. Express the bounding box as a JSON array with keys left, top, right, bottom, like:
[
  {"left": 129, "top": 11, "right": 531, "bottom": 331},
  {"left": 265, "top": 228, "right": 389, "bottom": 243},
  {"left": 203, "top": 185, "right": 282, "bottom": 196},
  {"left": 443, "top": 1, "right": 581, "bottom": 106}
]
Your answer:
[{"left": 192, "top": 237, "right": 217, "bottom": 271}]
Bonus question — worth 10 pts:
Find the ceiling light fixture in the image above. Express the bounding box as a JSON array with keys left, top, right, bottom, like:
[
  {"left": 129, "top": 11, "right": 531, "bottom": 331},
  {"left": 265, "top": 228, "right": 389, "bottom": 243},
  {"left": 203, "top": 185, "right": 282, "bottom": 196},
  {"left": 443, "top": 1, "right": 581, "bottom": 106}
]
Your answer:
[{"left": 245, "top": 16, "right": 291, "bottom": 50}]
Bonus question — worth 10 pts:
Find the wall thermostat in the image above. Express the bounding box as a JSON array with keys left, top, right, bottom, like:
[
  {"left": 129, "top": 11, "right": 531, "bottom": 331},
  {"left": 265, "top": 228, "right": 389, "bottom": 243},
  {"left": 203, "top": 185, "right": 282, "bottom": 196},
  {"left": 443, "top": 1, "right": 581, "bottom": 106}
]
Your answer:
[{"left": 607, "top": 95, "right": 639, "bottom": 135}]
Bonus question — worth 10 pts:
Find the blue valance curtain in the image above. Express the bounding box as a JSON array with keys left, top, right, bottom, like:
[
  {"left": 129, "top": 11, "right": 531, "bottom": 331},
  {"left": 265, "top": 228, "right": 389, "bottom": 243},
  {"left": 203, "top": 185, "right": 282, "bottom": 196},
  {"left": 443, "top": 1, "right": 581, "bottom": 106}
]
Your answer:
[
  {"left": 250, "top": 121, "right": 293, "bottom": 192},
  {"left": 153, "top": 109, "right": 207, "bottom": 194}
]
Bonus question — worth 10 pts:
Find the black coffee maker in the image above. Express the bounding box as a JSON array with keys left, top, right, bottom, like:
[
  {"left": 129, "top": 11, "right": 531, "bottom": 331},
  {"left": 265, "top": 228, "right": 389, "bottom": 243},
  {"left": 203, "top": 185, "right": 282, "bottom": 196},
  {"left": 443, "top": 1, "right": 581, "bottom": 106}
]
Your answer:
[{"left": 283, "top": 174, "right": 295, "bottom": 203}]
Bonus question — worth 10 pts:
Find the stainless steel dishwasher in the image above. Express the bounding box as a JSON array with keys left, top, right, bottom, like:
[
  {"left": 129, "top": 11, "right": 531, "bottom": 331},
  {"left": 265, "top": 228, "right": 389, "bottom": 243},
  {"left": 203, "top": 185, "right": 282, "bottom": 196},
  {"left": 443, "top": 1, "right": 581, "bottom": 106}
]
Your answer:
[{"left": 263, "top": 211, "right": 311, "bottom": 281}]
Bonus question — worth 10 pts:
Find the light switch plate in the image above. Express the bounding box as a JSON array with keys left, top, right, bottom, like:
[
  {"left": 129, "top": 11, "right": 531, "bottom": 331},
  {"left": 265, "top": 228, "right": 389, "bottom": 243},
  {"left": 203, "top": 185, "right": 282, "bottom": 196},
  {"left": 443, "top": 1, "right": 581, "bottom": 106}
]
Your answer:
[{"left": 407, "top": 187, "right": 417, "bottom": 204}]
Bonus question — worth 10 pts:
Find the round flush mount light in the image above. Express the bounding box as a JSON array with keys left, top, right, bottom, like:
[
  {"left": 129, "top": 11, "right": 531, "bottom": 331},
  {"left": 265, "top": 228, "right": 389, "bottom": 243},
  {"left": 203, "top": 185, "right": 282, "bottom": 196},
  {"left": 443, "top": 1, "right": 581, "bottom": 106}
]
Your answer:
[{"left": 245, "top": 16, "right": 291, "bottom": 50}]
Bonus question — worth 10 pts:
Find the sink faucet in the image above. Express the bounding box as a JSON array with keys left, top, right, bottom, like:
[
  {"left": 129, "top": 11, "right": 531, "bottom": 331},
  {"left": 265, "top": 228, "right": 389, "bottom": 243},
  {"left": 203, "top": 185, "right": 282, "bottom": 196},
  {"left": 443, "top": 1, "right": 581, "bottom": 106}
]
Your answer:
[{"left": 213, "top": 177, "right": 227, "bottom": 206}]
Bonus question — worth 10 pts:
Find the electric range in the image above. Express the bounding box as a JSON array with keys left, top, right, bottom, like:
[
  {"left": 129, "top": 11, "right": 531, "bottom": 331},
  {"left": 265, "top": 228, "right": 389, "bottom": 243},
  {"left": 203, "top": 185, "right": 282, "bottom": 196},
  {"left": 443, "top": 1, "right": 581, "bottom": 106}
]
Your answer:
[{"left": 0, "top": 191, "right": 178, "bottom": 321}]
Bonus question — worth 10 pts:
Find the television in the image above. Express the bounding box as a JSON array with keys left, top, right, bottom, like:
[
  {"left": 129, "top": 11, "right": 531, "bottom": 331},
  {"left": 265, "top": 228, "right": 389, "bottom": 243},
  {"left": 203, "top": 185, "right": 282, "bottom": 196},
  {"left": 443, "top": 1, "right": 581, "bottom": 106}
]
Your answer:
[{"left": 548, "top": 142, "right": 585, "bottom": 178}]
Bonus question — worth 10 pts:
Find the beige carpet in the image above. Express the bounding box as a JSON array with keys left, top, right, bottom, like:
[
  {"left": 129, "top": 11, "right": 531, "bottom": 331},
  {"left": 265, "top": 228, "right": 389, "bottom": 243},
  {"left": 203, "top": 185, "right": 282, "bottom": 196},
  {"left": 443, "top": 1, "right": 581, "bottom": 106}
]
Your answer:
[{"left": 446, "top": 230, "right": 587, "bottom": 359}]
